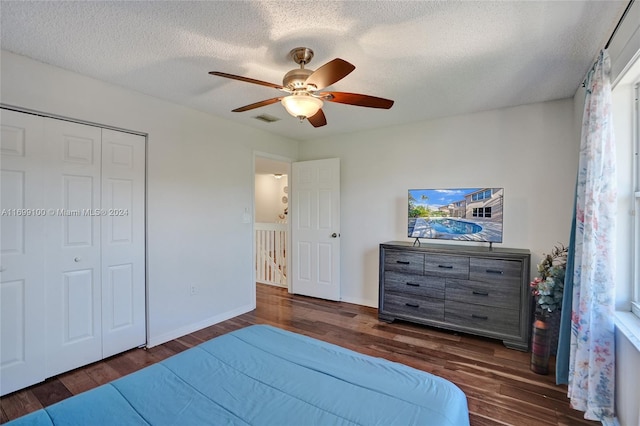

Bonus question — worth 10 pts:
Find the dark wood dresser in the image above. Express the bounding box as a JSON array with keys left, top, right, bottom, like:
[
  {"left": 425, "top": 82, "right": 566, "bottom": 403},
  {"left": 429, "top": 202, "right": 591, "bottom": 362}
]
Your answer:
[{"left": 379, "top": 241, "right": 532, "bottom": 351}]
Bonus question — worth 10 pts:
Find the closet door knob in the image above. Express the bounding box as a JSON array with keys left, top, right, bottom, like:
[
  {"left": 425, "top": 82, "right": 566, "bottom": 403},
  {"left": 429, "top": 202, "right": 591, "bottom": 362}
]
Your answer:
[{"left": 74, "top": 257, "right": 81, "bottom": 263}]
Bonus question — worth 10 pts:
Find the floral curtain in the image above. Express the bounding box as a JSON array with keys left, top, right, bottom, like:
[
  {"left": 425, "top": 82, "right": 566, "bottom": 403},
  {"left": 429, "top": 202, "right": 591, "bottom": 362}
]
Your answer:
[{"left": 559, "top": 49, "right": 617, "bottom": 423}]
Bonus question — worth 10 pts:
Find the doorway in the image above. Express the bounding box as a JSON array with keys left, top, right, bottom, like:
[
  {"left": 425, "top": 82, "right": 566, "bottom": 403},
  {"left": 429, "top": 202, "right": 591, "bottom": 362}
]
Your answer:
[{"left": 254, "top": 154, "right": 291, "bottom": 289}]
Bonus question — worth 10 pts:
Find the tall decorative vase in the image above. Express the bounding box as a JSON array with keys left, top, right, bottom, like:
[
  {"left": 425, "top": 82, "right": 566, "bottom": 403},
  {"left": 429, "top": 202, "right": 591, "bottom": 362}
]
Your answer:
[{"left": 530, "top": 313, "right": 551, "bottom": 375}]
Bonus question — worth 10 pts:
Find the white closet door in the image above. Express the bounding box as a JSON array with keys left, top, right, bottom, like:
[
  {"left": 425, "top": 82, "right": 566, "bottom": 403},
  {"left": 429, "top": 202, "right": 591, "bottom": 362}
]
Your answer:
[
  {"left": 0, "top": 110, "right": 47, "bottom": 396},
  {"left": 101, "top": 129, "right": 146, "bottom": 358},
  {"left": 44, "top": 118, "right": 103, "bottom": 377}
]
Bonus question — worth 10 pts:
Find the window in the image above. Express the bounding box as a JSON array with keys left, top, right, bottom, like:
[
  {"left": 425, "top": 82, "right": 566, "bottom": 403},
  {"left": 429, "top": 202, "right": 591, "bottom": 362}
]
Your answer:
[
  {"left": 632, "top": 82, "right": 640, "bottom": 318},
  {"left": 612, "top": 54, "right": 640, "bottom": 321},
  {"left": 471, "top": 189, "right": 493, "bottom": 202},
  {"left": 472, "top": 207, "right": 491, "bottom": 218}
]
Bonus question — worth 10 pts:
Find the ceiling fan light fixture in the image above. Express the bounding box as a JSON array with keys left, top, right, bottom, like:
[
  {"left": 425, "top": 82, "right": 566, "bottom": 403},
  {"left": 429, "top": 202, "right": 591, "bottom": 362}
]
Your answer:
[{"left": 281, "top": 94, "right": 323, "bottom": 119}]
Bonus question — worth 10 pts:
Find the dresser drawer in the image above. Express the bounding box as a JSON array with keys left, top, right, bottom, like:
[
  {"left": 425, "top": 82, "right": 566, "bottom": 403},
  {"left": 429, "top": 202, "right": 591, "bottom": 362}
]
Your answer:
[
  {"left": 384, "top": 250, "right": 424, "bottom": 275},
  {"left": 384, "top": 292, "right": 444, "bottom": 321},
  {"left": 425, "top": 254, "right": 469, "bottom": 279},
  {"left": 384, "top": 271, "right": 445, "bottom": 299},
  {"left": 445, "top": 301, "right": 519, "bottom": 335},
  {"left": 446, "top": 279, "right": 520, "bottom": 309},
  {"left": 469, "top": 258, "right": 522, "bottom": 283}
]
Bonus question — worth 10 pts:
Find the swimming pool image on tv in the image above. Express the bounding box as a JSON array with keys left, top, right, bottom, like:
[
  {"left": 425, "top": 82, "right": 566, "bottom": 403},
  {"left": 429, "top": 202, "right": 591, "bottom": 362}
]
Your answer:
[
  {"left": 408, "top": 188, "right": 504, "bottom": 243},
  {"left": 429, "top": 218, "right": 482, "bottom": 234},
  {"left": 409, "top": 218, "right": 482, "bottom": 237}
]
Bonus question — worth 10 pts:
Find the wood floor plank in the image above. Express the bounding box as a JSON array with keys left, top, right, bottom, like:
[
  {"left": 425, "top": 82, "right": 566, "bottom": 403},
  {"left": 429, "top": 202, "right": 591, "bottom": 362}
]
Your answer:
[
  {"left": 0, "top": 391, "right": 43, "bottom": 422},
  {"left": 190, "top": 325, "right": 223, "bottom": 342},
  {"left": 161, "top": 339, "right": 190, "bottom": 355},
  {"left": 105, "top": 349, "right": 158, "bottom": 377},
  {"left": 468, "top": 413, "right": 509, "bottom": 426},
  {"left": 0, "top": 283, "right": 598, "bottom": 425},
  {"left": 57, "top": 369, "right": 99, "bottom": 395},
  {"left": 175, "top": 333, "right": 204, "bottom": 348},
  {"left": 29, "top": 379, "right": 72, "bottom": 408},
  {"left": 467, "top": 394, "right": 557, "bottom": 426},
  {"left": 83, "top": 361, "right": 122, "bottom": 386},
  {"left": 144, "top": 344, "right": 177, "bottom": 362}
]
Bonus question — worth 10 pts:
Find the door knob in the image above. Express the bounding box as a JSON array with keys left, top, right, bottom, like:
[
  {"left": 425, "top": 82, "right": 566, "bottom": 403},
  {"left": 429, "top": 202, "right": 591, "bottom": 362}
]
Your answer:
[
  {"left": 74, "top": 257, "right": 81, "bottom": 262},
  {"left": 331, "top": 233, "right": 338, "bottom": 238}
]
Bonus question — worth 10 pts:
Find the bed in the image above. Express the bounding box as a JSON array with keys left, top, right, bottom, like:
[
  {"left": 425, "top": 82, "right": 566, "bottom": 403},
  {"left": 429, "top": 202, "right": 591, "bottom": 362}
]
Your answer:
[{"left": 7, "top": 325, "right": 469, "bottom": 425}]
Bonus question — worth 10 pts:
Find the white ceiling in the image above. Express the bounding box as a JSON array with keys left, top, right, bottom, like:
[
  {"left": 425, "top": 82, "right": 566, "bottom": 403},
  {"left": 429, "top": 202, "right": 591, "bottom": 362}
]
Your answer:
[{"left": 0, "top": 1, "right": 628, "bottom": 142}]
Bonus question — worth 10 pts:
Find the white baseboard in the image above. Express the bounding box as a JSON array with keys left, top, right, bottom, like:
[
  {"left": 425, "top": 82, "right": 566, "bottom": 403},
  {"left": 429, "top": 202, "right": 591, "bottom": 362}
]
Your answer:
[
  {"left": 340, "top": 295, "right": 377, "bottom": 309},
  {"left": 146, "top": 303, "right": 255, "bottom": 348}
]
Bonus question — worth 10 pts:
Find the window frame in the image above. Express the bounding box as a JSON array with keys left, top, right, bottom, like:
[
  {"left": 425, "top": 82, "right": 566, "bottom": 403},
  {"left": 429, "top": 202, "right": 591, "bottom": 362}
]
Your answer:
[{"left": 632, "top": 82, "right": 640, "bottom": 318}]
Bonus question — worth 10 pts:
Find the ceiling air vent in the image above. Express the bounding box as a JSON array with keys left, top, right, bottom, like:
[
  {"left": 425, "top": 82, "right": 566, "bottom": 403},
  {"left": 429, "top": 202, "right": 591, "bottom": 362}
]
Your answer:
[{"left": 254, "top": 114, "right": 280, "bottom": 123}]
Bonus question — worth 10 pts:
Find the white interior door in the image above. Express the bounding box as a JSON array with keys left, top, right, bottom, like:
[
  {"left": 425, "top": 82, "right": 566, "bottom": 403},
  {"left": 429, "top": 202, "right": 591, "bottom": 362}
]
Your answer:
[
  {"left": 101, "top": 129, "right": 146, "bottom": 358},
  {"left": 291, "top": 158, "right": 340, "bottom": 300},
  {"left": 0, "top": 110, "right": 47, "bottom": 395},
  {"left": 44, "top": 118, "right": 103, "bottom": 377}
]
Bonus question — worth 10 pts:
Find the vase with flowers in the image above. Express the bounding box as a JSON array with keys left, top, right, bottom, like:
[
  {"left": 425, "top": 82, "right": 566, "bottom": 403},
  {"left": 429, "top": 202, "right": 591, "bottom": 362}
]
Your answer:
[{"left": 529, "top": 244, "right": 568, "bottom": 374}]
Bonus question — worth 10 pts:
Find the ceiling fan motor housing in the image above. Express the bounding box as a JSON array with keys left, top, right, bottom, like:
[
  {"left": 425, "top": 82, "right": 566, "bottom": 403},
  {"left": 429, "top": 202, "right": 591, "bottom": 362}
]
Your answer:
[{"left": 283, "top": 68, "right": 314, "bottom": 90}]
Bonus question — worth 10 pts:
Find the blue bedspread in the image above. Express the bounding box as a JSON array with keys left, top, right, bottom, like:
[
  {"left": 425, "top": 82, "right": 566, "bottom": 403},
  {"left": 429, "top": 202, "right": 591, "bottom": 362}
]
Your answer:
[{"left": 7, "top": 325, "right": 469, "bottom": 425}]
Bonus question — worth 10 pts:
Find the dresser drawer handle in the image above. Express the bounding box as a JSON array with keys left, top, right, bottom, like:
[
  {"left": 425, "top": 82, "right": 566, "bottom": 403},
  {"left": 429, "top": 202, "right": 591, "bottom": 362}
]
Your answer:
[
  {"left": 396, "top": 260, "right": 411, "bottom": 265},
  {"left": 485, "top": 269, "right": 503, "bottom": 274},
  {"left": 405, "top": 303, "right": 419, "bottom": 308},
  {"left": 472, "top": 314, "right": 489, "bottom": 320},
  {"left": 472, "top": 291, "right": 489, "bottom": 296},
  {"left": 437, "top": 265, "right": 453, "bottom": 269},
  {"left": 406, "top": 282, "right": 420, "bottom": 287}
]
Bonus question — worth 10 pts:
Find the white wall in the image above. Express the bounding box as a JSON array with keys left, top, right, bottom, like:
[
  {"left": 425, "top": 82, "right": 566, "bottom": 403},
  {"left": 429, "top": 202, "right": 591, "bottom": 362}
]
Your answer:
[
  {"left": 0, "top": 50, "right": 298, "bottom": 346},
  {"left": 255, "top": 174, "right": 288, "bottom": 223},
  {"left": 615, "top": 329, "right": 640, "bottom": 426},
  {"left": 299, "top": 99, "right": 577, "bottom": 306}
]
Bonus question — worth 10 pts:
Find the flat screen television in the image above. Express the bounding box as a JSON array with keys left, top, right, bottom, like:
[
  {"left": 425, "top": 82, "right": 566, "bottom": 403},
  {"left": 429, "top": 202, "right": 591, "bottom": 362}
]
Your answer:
[{"left": 408, "top": 188, "right": 504, "bottom": 243}]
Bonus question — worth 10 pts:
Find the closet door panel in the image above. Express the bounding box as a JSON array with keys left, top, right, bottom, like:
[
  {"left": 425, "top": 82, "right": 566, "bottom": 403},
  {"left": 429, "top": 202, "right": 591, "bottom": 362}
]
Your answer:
[
  {"left": 0, "top": 110, "right": 46, "bottom": 396},
  {"left": 101, "top": 129, "right": 146, "bottom": 358},
  {"left": 44, "top": 118, "right": 103, "bottom": 377}
]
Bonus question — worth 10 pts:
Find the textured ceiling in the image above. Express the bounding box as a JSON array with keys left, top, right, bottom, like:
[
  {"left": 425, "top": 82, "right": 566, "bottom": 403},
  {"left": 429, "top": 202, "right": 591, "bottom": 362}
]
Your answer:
[{"left": 0, "top": 1, "right": 628, "bottom": 141}]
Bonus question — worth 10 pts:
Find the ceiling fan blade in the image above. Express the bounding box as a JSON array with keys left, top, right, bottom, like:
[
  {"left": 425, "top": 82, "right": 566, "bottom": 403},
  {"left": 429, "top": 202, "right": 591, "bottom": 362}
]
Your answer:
[
  {"left": 321, "top": 92, "right": 394, "bottom": 109},
  {"left": 307, "top": 109, "right": 327, "bottom": 127},
  {"left": 232, "top": 97, "right": 283, "bottom": 112},
  {"left": 209, "top": 71, "right": 284, "bottom": 90},
  {"left": 305, "top": 59, "right": 355, "bottom": 91}
]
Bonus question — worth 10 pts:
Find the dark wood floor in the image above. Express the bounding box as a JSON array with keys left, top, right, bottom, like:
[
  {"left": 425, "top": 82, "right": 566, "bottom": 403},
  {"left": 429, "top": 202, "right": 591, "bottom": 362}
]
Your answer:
[{"left": 1, "top": 283, "right": 595, "bottom": 425}]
